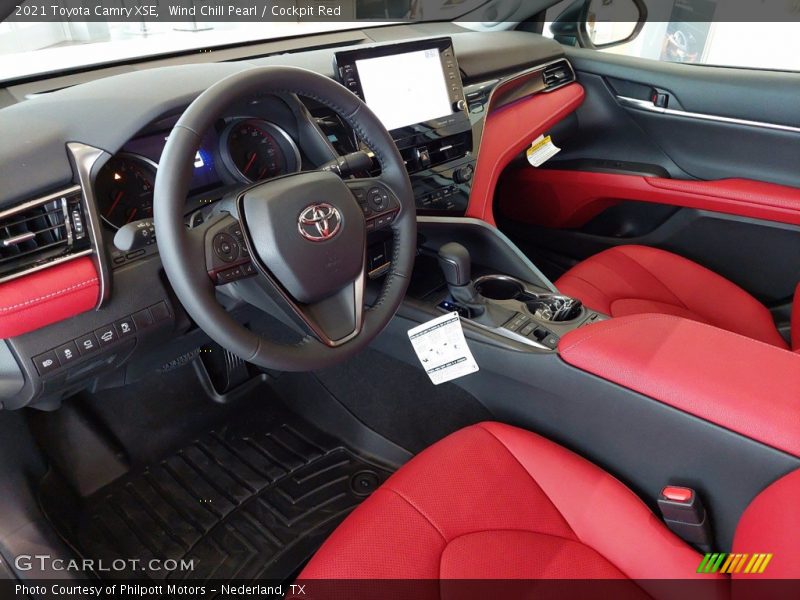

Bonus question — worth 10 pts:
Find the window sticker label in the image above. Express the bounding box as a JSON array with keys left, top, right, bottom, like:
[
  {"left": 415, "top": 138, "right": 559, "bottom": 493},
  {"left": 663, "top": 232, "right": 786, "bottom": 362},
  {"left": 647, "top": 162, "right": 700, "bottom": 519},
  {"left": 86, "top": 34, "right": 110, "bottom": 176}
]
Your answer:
[{"left": 408, "top": 312, "right": 479, "bottom": 385}]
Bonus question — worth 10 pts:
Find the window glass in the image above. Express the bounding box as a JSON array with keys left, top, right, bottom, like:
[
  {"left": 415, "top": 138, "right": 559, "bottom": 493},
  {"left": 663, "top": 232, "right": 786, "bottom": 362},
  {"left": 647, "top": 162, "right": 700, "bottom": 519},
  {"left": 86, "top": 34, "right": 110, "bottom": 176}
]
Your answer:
[{"left": 544, "top": 0, "right": 800, "bottom": 72}]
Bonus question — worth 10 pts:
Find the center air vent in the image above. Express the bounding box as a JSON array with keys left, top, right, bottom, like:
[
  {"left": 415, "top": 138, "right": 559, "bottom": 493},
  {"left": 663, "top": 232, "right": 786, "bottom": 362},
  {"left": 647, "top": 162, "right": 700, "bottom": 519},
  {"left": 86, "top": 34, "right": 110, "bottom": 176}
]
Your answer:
[
  {"left": 0, "top": 186, "right": 92, "bottom": 281},
  {"left": 542, "top": 60, "right": 576, "bottom": 90}
]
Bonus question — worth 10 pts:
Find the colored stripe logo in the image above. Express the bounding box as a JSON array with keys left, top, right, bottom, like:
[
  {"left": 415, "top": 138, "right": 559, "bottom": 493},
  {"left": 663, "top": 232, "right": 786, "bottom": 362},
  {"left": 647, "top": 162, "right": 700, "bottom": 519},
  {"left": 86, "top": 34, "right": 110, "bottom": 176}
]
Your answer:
[{"left": 697, "top": 553, "right": 773, "bottom": 574}]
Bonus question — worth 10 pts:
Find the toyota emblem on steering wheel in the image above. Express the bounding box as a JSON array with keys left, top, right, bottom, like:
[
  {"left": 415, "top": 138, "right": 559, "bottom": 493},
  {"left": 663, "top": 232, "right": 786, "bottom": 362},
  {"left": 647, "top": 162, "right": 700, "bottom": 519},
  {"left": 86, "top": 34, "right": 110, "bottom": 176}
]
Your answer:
[{"left": 298, "top": 203, "right": 342, "bottom": 242}]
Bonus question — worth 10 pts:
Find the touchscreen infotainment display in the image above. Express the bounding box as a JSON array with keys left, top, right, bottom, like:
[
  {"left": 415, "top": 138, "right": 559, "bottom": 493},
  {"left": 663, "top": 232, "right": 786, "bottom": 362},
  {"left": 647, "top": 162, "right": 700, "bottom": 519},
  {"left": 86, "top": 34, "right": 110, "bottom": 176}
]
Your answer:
[
  {"left": 335, "top": 38, "right": 467, "bottom": 136},
  {"left": 355, "top": 48, "right": 453, "bottom": 131}
]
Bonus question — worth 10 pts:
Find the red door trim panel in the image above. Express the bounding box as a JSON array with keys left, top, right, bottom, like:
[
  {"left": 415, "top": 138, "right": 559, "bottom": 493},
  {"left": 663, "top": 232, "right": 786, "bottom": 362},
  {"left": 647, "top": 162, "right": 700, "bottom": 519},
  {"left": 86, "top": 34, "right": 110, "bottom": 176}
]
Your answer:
[
  {"left": 499, "top": 169, "right": 800, "bottom": 228},
  {"left": 0, "top": 256, "right": 99, "bottom": 339},
  {"left": 559, "top": 314, "right": 800, "bottom": 458},
  {"left": 466, "top": 83, "right": 585, "bottom": 226}
]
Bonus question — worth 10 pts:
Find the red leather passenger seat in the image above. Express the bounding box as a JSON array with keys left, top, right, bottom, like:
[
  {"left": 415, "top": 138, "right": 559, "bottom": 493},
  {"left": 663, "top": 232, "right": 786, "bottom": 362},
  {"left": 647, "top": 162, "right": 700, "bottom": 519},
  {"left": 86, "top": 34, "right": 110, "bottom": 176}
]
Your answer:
[
  {"left": 300, "top": 423, "right": 799, "bottom": 580},
  {"left": 300, "top": 423, "right": 709, "bottom": 580},
  {"left": 555, "top": 245, "right": 788, "bottom": 348}
]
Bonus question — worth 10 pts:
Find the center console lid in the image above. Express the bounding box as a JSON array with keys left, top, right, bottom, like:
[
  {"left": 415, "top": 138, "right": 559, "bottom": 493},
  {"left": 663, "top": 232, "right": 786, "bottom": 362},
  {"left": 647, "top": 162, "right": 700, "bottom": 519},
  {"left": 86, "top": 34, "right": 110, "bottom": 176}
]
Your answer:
[{"left": 559, "top": 314, "right": 800, "bottom": 458}]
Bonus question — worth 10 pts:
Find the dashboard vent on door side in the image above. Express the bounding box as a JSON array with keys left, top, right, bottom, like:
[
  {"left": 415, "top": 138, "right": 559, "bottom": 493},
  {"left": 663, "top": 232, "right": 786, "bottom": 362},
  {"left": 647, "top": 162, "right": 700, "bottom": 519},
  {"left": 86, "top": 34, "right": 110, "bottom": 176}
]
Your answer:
[
  {"left": 542, "top": 60, "right": 576, "bottom": 91},
  {"left": 0, "top": 186, "right": 93, "bottom": 282}
]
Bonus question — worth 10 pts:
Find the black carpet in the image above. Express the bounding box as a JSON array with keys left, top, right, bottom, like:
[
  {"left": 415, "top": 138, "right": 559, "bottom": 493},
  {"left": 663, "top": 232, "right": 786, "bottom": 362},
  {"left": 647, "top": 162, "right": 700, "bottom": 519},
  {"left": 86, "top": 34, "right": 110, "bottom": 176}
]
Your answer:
[
  {"left": 38, "top": 365, "right": 393, "bottom": 587},
  {"left": 310, "top": 348, "right": 493, "bottom": 453}
]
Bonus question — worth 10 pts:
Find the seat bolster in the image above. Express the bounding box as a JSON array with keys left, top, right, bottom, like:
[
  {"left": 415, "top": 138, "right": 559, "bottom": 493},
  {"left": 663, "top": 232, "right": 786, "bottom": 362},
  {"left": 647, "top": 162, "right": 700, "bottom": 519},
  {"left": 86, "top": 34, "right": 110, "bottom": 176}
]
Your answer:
[
  {"left": 480, "top": 422, "right": 710, "bottom": 580},
  {"left": 733, "top": 469, "right": 800, "bottom": 579},
  {"left": 299, "top": 487, "right": 446, "bottom": 579}
]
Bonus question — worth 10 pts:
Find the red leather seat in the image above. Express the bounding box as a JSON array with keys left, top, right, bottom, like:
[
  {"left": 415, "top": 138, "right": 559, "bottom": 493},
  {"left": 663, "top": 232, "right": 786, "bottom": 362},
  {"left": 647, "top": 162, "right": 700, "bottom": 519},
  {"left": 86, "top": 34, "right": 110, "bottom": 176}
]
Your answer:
[
  {"left": 555, "top": 245, "right": 788, "bottom": 348},
  {"left": 300, "top": 423, "right": 799, "bottom": 581},
  {"left": 301, "top": 422, "right": 706, "bottom": 580}
]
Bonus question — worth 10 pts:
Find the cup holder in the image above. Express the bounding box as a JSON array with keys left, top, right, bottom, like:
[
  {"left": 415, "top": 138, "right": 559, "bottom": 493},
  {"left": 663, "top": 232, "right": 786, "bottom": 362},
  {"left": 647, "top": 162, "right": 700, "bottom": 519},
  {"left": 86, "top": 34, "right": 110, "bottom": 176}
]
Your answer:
[
  {"left": 526, "top": 294, "right": 583, "bottom": 323},
  {"left": 475, "top": 276, "right": 583, "bottom": 323},
  {"left": 474, "top": 276, "right": 524, "bottom": 301}
]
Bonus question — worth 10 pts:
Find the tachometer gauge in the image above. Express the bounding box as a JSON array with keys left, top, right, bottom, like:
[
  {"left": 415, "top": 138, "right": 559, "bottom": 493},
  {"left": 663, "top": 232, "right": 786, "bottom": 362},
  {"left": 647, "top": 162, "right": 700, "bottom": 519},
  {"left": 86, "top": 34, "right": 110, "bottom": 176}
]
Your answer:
[
  {"left": 221, "top": 119, "right": 301, "bottom": 183},
  {"left": 95, "top": 153, "right": 157, "bottom": 229}
]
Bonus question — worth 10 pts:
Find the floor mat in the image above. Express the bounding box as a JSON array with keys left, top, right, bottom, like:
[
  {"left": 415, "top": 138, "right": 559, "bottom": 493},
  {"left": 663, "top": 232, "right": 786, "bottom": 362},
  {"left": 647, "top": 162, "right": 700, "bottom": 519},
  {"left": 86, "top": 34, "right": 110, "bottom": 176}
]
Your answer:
[{"left": 40, "top": 399, "right": 393, "bottom": 586}]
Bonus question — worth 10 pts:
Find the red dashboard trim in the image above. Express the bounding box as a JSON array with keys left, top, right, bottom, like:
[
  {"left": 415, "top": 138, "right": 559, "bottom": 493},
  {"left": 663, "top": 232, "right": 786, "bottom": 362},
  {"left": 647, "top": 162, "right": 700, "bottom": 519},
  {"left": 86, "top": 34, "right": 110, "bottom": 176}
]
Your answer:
[
  {"left": 498, "top": 169, "right": 800, "bottom": 228},
  {"left": 0, "top": 256, "right": 99, "bottom": 339},
  {"left": 466, "top": 83, "right": 585, "bottom": 226},
  {"left": 559, "top": 314, "right": 800, "bottom": 458}
]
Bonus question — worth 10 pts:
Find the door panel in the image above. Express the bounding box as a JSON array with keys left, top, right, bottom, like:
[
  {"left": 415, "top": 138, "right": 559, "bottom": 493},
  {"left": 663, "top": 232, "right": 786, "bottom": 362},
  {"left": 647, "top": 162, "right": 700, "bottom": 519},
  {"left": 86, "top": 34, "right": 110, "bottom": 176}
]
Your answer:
[
  {"left": 498, "top": 169, "right": 800, "bottom": 228},
  {"left": 496, "top": 46, "right": 800, "bottom": 305}
]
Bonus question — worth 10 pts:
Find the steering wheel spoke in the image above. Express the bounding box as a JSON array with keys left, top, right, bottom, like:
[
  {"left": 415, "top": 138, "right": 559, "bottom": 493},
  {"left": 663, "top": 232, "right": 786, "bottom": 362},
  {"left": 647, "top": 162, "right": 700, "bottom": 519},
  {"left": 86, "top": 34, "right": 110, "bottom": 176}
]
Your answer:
[{"left": 293, "top": 270, "right": 366, "bottom": 346}]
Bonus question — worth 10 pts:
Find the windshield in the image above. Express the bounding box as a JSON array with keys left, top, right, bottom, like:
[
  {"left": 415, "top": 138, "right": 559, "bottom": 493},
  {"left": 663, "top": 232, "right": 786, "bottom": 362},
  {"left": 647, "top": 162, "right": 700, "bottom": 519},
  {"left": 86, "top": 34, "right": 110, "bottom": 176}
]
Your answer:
[{"left": 0, "top": 0, "right": 491, "bottom": 83}]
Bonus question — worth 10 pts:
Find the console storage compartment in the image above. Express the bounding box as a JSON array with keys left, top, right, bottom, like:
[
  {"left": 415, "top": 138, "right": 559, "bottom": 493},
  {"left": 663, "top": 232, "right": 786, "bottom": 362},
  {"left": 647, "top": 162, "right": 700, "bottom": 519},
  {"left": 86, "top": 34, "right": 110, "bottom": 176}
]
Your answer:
[{"left": 559, "top": 314, "right": 800, "bottom": 458}]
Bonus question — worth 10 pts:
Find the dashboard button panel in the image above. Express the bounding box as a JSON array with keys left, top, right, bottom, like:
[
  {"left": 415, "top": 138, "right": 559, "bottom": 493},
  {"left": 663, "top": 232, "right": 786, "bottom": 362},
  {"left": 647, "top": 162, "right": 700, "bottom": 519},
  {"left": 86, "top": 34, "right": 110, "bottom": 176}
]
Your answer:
[
  {"left": 54, "top": 341, "right": 80, "bottom": 365},
  {"left": 149, "top": 301, "right": 171, "bottom": 322},
  {"left": 94, "top": 325, "right": 118, "bottom": 347},
  {"left": 132, "top": 308, "right": 154, "bottom": 329},
  {"left": 30, "top": 305, "right": 170, "bottom": 377},
  {"left": 75, "top": 333, "right": 100, "bottom": 355},
  {"left": 114, "top": 316, "right": 136, "bottom": 337},
  {"left": 32, "top": 350, "right": 60, "bottom": 375}
]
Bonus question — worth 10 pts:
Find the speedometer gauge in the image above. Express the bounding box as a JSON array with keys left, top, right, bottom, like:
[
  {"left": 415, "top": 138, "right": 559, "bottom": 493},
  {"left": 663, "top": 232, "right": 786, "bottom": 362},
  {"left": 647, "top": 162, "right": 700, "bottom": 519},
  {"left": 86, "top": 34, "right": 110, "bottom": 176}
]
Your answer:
[
  {"left": 95, "top": 153, "right": 157, "bottom": 229},
  {"left": 221, "top": 119, "right": 301, "bottom": 183}
]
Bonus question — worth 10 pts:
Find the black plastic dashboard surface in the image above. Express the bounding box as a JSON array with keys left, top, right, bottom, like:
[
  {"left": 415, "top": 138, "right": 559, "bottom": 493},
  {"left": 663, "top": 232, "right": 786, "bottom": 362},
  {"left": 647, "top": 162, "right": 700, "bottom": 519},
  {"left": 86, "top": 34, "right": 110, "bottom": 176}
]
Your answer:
[{"left": 0, "top": 27, "right": 563, "bottom": 206}]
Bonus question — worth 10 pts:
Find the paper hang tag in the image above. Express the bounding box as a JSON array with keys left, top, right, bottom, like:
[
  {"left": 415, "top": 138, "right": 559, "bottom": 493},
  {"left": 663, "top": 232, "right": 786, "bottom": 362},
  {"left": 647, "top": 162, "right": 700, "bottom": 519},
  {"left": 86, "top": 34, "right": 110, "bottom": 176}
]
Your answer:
[
  {"left": 407, "top": 312, "right": 479, "bottom": 385},
  {"left": 526, "top": 134, "right": 560, "bottom": 167}
]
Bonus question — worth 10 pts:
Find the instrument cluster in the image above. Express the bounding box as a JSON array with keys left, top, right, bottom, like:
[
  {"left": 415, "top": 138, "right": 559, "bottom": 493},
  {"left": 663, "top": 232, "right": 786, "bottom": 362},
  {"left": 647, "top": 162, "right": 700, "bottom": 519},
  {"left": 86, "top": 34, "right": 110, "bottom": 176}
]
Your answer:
[{"left": 95, "top": 117, "right": 301, "bottom": 229}]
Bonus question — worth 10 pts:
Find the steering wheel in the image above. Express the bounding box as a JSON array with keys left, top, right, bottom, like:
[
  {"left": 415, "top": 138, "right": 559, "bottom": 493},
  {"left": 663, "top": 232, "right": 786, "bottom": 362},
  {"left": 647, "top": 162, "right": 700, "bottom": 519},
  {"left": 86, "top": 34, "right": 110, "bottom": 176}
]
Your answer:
[{"left": 154, "top": 66, "right": 416, "bottom": 371}]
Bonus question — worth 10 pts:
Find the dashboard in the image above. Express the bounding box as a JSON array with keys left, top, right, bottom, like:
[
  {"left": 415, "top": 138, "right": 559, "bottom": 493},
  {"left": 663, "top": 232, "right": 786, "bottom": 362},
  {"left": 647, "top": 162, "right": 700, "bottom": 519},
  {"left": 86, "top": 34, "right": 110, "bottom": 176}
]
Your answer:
[{"left": 0, "top": 24, "right": 573, "bottom": 410}]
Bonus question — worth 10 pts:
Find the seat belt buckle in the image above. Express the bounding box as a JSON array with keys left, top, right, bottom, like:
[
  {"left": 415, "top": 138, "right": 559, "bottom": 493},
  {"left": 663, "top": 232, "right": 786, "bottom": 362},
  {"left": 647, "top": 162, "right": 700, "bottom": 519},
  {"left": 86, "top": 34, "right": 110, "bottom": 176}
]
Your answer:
[{"left": 657, "top": 486, "right": 712, "bottom": 552}]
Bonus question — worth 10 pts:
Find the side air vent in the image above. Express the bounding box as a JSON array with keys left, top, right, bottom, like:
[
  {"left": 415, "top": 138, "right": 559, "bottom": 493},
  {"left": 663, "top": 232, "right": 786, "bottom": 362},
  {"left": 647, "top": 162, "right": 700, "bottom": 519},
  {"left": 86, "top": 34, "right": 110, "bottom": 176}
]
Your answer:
[
  {"left": 0, "top": 186, "right": 92, "bottom": 282},
  {"left": 542, "top": 60, "right": 575, "bottom": 90}
]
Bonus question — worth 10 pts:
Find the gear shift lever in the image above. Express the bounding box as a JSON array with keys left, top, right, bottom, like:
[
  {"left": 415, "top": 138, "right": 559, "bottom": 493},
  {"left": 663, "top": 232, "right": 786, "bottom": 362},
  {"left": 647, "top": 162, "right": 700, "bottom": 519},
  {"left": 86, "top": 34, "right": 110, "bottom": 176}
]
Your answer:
[{"left": 438, "top": 242, "right": 480, "bottom": 305}]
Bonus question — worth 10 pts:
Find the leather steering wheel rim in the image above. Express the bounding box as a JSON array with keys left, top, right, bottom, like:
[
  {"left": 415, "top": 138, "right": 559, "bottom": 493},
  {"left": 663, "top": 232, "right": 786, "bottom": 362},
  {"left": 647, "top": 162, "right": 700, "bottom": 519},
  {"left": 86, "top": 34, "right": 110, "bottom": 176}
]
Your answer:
[{"left": 154, "top": 66, "right": 416, "bottom": 371}]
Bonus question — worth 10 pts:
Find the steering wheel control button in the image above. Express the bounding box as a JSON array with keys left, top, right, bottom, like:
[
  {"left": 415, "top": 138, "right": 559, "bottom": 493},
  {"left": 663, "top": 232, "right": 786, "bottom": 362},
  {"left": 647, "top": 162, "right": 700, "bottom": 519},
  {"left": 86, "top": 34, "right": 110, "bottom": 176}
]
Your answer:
[
  {"left": 368, "top": 187, "right": 389, "bottom": 212},
  {"left": 217, "top": 266, "right": 243, "bottom": 285},
  {"left": 213, "top": 233, "right": 239, "bottom": 263},
  {"left": 375, "top": 213, "right": 396, "bottom": 228},
  {"left": 227, "top": 223, "right": 245, "bottom": 240},
  {"left": 75, "top": 334, "right": 100, "bottom": 356},
  {"left": 149, "top": 301, "right": 171, "bottom": 322},
  {"left": 95, "top": 325, "right": 119, "bottom": 347},
  {"left": 33, "top": 351, "right": 60, "bottom": 375},
  {"left": 227, "top": 223, "right": 249, "bottom": 256},
  {"left": 114, "top": 317, "right": 136, "bottom": 337},
  {"left": 54, "top": 341, "right": 80, "bottom": 365}
]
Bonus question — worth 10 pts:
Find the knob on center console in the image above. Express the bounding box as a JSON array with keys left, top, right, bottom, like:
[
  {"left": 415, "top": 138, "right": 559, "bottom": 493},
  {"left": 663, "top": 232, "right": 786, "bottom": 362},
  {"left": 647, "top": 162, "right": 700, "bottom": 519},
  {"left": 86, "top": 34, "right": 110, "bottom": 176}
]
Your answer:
[
  {"left": 437, "top": 242, "right": 472, "bottom": 287},
  {"left": 453, "top": 164, "right": 474, "bottom": 184}
]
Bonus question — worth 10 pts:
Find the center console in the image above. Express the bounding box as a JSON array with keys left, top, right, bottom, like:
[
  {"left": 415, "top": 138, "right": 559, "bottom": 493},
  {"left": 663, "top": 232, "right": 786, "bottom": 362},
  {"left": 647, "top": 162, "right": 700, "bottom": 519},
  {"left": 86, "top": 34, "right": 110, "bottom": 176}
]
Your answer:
[
  {"left": 335, "top": 38, "right": 475, "bottom": 215},
  {"left": 392, "top": 218, "right": 607, "bottom": 354},
  {"left": 431, "top": 240, "right": 604, "bottom": 352}
]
